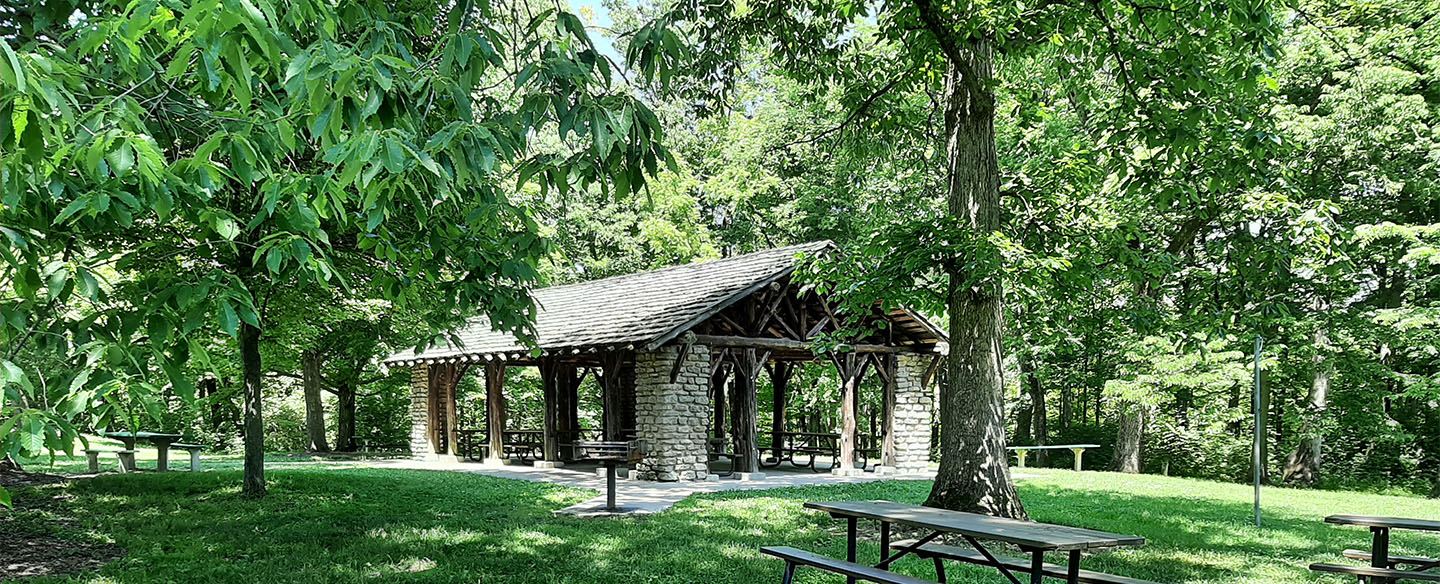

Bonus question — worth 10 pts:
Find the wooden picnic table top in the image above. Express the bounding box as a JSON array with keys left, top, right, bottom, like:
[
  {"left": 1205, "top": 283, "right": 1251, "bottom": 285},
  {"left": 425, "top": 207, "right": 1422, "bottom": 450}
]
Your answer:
[
  {"left": 805, "top": 500, "right": 1146, "bottom": 552},
  {"left": 1326, "top": 514, "right": 1440, "bottom": 533},
  {"left": 103, "top": 431, "right": 182, "bottom": 441}
]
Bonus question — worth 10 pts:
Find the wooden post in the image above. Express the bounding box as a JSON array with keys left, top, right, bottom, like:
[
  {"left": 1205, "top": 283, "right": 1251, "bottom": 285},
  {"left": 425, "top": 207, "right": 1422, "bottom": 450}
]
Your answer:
[
  {"left": 485, "top": 363, "right": 506, "bottom": 461},
  {"left": 427, "top": 363, "right": 468, "bottom": 456},
  {"left": 768, "top": 362, "right": 793, "bottom": 463},
  {"left": 560, "top": 365, "right": 582, "bottom": 461},
  {"left": 711, "top": 364, "right": 729, "bottom": 442},
  {"left": 881, "top": 355, "right": 898, "bottom": 467},
  {"left": 731, "top": 349, "right": 767, "bottom": 474},
  {"left": 600, "top": 352, "right": 624, "bottom": 441},
  {"left": 833, "top": 353, "right": 870, "bottom": 471},
  {"left": 540, "top": 359, "right": 560, "bottom": 463}
]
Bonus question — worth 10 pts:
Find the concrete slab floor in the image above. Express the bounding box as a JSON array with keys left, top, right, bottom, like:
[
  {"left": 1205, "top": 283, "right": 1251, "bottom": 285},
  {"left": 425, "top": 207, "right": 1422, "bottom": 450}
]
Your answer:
[{"left": 371, "top": 458, "right": 957, "bottom": 517}]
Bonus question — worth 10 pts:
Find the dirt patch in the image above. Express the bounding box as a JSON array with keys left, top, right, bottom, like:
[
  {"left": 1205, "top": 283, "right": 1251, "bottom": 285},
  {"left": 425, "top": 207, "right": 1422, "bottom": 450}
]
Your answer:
[
  {"left": 0, "top": 526, "right": 124, "bottom": 580},
  {"left": 1, "top": 465, "right": 124, "bottom": 580},
  {"left": 0, "top": 463, "right": 75, "bottom": 489}
]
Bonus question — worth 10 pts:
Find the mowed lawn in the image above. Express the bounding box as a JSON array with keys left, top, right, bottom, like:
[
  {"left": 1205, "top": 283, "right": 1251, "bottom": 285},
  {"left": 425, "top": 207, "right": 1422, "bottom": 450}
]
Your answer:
[{"left": 6, "top": 464, "right": 1440, "bottom": 584}]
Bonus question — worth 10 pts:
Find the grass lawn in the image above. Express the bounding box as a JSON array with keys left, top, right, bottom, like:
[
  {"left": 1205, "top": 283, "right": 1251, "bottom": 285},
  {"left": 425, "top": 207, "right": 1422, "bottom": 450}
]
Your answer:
[{"left": 5, "top": 464, "right": 1440, "bottom": 583}]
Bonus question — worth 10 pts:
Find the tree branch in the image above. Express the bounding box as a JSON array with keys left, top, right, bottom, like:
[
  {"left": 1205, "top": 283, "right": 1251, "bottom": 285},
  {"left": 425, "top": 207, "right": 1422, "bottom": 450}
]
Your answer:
[{"left": 908, "top": 0, "right": 986, "bottom": 97}]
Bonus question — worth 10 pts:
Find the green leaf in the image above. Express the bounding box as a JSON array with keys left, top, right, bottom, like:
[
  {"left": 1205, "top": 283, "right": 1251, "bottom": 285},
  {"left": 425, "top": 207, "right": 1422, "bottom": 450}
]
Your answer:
[
  {"left": 218, "top": 300, "right": 239, "bottom": 337},
  {"left": 106, "top": 144, "right": 135, "bottom": 177},
  {"left": 1, "top": 39, "right": 25, "bottom": 92}
]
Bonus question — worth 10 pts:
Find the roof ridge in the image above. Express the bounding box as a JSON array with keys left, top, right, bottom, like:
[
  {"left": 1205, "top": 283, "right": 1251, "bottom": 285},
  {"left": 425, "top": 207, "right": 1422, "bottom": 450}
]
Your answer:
[{"left": 535, "top": 240, "right": 832, "bottom": 295}]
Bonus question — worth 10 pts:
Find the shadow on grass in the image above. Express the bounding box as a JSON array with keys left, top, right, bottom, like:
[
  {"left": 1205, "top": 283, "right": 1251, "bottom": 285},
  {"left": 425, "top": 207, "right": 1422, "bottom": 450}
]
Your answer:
[{"left": 8, "top": 469, "right": 1440, "bottom": 583}]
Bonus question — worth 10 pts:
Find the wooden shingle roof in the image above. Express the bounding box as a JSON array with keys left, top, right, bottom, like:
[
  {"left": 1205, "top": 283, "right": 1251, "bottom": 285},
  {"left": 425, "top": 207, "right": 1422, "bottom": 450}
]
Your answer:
[{"left": 385, "top": 241, "right": 841, "bottom": 365}]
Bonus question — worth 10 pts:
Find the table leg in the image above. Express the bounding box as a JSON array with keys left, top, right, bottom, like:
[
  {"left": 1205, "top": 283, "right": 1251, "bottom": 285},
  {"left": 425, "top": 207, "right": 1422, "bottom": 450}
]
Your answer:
[
  {"left": 1067, "top": 550, "right": 1081, "bottom": 584},
  {"left": 605, "top": 463, "right": 617, "bottom": 511},
  {"left": 156, "top": 442, "right": 170, "bottom": 472},
  {"left": 1028, "top": 549, "right": 1044, "bottom": 584},
  {"left": 846, "top": 517, "right": 858, "bottom": 584},
  {"left": 1373, "top": 526, "right": 1391, "bottom": 584},
  {"left": 880, "top": 522, "right": 891, "bottom": 565}
]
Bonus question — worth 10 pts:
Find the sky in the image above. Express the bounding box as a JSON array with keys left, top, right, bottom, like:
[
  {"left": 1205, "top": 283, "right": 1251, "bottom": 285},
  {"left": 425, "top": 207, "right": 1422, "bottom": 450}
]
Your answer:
[{"left": 569, "top": 0, "right": 625, "bottom": 64}]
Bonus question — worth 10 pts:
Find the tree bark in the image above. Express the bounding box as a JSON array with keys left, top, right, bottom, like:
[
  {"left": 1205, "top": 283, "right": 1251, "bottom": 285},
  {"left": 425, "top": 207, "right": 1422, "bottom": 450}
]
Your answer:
[
  {"left": 335, "top": 380, "right": 357, "bottom": 451},
  {"left": 1111, "top": 402, "right": 1145, "bottom": 473},
  {"left": 1284, "top": 326, "right": 1330, "bottom": 485},
  {"left": 769, "top": 362, "right": 793, "bottom": 463},
  {"left": 1060, "top": 386, "right": 1072, "bottom": 431},
  {"left": 1258, "top": 368, "right": 1271, "bottom": 484},
  {"left": 1022, "top": 353, "right": 1049, "bottom": 467},
  {"left": 712, "top": 365, "right": 728, "bottom": 441},
  {"left": 302, "top": 350, "right": 330, "bottom": 453},
  {"left": 731, "top": 350, "right": 762, "bottom": 474},
  {"left": 923, "top": 44, "right": 1027, "bottom": 519},
  {"left": 240, "top": 321, "right": 266, "bottom": 497}
]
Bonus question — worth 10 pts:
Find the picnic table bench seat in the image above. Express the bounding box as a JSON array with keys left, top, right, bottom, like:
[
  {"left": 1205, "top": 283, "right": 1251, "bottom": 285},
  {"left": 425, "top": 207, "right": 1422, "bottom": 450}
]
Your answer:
[
  {"left": 1311, "top": 562, "right": 1440, "bottom": 582},
  {"left": 893, "top": 540, "right": 1162, "bottom": 584},
  {"left": 760, "top": 546, "right": 934, "bottom": 584},
  {"left": 173, "top": 443, "right": 206, "bottom": 471},
  {"left": 1344, "top": 549, "right": 1440, "bottom": 568}
]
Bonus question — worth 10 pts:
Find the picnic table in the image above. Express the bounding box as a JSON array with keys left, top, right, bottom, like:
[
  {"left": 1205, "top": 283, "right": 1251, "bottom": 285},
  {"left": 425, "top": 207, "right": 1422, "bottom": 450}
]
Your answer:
[
  {"left": 103, "top": 431, "right": 183, "bottom": 472},
  {"left": 1311, "top": 514, "right": 1440, "bottom": 583},
  {"left": 1007, "top": 444, "right": 1101, "bottom": 470},
  {"left": 774, "top": 500, "right": 1150, "bottom": 584}
]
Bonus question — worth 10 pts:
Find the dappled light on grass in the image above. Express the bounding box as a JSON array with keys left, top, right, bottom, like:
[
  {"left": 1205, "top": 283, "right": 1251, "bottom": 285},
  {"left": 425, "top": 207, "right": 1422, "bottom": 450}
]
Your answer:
[{"left": 7, "top": 467, "right": 1440, "bottom": 583}]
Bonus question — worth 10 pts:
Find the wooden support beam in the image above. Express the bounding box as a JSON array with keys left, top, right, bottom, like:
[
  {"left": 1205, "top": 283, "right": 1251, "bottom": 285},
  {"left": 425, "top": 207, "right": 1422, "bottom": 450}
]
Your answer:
[
  {"left": 730, "top": 348, "right": 769, "bottom": 474},
  {"left": 768, "top": 362, "right": 794, "bottom": 464},
  {"left": 881, "top": 354, "right": 898, "bottom": 467},
  {"left": 599, "top": 351, "right": 624, "bottom": 441},
  {"left": 691, "top": 334, "right": 925, "bottom": 354},
  {"left": 670, "top": 338, "right": 693, "bottom": 383},
  {"left": 832, "top": 354, "right": 870, "bottom": 471},
  {"left": 485, "top": 363, "right": 506, "bottom": 461},
  {"left": 540, "top": 358, "right": 560, "bottom": 462},
  {"left": 712, "top": 363, "right": 729, "bottom": 443}
]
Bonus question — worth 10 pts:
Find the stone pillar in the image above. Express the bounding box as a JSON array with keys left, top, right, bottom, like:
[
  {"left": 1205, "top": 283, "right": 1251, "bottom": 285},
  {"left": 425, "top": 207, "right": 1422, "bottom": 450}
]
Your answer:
[
  {"left": 891, "top": 354, "right": 934, "bottom": 474},
  {"left": 409, "top": 364, "right": 433, "bottom": 458},
  {"left": 634, "top": 345, "right": 712, "bottom": 481}
]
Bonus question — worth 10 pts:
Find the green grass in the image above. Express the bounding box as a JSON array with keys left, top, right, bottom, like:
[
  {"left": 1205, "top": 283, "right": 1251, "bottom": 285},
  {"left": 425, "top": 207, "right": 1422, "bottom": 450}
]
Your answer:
[{"left": 6, "top": 465, "right": 1440, "bottom": 583}]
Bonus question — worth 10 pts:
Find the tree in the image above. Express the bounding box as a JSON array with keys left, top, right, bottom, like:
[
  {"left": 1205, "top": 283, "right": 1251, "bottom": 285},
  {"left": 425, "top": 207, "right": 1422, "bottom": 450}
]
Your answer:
[
  {"left": 624, "top": 0, "right": 1282, "bottom": 514},
  {"left": 3, "top": 0, "right": 670, "bottom": 497}
]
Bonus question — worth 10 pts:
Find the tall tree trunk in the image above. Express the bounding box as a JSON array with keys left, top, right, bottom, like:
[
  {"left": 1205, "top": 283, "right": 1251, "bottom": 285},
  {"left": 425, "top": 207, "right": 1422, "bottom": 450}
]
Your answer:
[
  {"left": 1015, "top": 401, "right": 1033, "bottom": 444},
  {"left": 924, "top": 44, "right": 1026, "bottom": 519},
  {"left": 1258, "top": 368, "right": 1271, "bottom": 484},
  {"left": 240, "top": 321, "right": 266, "bottom": 497},
  {"left": 1022, "top": 353, "right": 1049, "bottom": 467},
  {"left": 302, "top": 350, "right": 330, "bottom": 453},
  {"left": 335, "top": 380, "right": 357, "bottom": 452},
  {"left": 1284, "top": 326, "right": 1330, "bottom": 485},
  {"left": 1060, "top": 386, "right": 1072, "bottom": 431},
  {"left": 1111, "top": 402, "right": 1145, "bottom": 473}
]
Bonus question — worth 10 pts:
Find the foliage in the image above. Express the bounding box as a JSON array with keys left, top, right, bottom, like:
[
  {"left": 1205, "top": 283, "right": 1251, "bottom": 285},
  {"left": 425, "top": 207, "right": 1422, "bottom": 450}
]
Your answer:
[{"left": 1, "top": 0, "right": 673, "bottom": 497}]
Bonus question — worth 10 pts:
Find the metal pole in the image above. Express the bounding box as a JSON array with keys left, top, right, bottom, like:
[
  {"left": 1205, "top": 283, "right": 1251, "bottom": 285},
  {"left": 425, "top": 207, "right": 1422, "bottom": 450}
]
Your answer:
[
  {"left": 606, "top": 462, "right": 617, "bottom": 511},
  {"left": 1253, "top": 335, "right": 1264, "bottom": 528}
]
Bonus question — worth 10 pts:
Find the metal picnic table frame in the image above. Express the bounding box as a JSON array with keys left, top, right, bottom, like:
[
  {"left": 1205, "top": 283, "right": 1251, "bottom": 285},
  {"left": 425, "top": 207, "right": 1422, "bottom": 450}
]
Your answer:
[
  {"left": 103, "top": 431, "right": 183, "bottom": 472},
  {"left": 804, "top": 500, "right": 1146, "bottom": 584}
]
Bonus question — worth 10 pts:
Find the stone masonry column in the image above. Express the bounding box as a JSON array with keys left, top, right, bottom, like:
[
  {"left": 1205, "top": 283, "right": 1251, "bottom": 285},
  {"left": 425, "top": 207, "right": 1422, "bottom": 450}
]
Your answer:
[
  {"left": 892, "top": 354, "right": 934, "bottom": 474},
  {"left": 409, "top": 364, "right": 434, "bottom": 458},
  {"left": 634, "top": 345, "right": 712, "bottom": 481}
]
